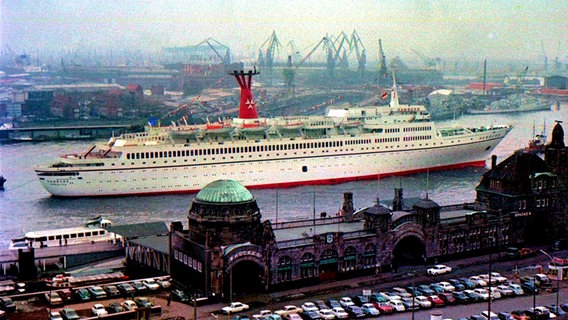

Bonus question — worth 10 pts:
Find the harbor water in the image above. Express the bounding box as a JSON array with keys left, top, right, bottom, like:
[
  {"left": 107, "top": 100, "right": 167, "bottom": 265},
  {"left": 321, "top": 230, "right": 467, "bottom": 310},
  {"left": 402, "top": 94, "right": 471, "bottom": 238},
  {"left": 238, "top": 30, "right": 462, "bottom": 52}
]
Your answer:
[{"left": 0, "top": 107, "right": 566, "bottom": 249}]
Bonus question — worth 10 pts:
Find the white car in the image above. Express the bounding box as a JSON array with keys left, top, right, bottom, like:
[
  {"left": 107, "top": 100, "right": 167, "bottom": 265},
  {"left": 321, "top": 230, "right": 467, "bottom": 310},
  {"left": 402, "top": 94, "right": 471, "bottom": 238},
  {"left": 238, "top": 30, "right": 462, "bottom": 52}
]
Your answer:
[
  {"left": 391, "top": 287, "right": 412, "bottom": 298},
  {"left": 122, "top": 300, "right": 138, "bottom": 311},
  {"left": 415, "top": 295, "right": 432, "bottom": 308},
  {"left": 222, "top": 302, "right": 250, "bottom": 314},
  {"left": 378, "top": 291, "right": 401, "bottom": 301},
  {"left": 318, "top": 309, "right": 336, "bottom": 320},
  {"left": 387, "top": 299, "right": 406, "bottom": 312},
  {"left": 488, "top": 287, "right": 502, "bottom": 299},
  {"left": 473, "top": 288, "right": 490, "bottom": 300},
  {"left": 91, "top": 303, "right": 108, "bottom": 316},
  {"left": 490, "top": 272, "right": 508, "bottom": 283},
  {"left": 508, "top": 283, "right": 525, "bottom": 295},
  {"left": 301, "top": 302, "right": 319, "bottom": 313},
  {"left": 496, "top": 284, "right": 514, "bottom": 296},
  {"left": 275, "top": 305, "right": 303, "bottom": 316},
  {"left": 157, "top": 278, "right": 172, "bottom": 289},
  {"left": 331, "top": 307, "right": 348, "bottom": 319},
  {"left": 469, "top": 276, "right": 488, "bottom": 287},
  {"left": 437, "top": 281, "right": 456, "bottom": 292},
  {"left": 49, "top": 311, "right": 63, "bottom": 320},
  {"left": 339, "top": 297, "right": 355, "bottom": 308},
  {"left": 253, "top": 310, "right": 273, "bottom": 320},
  {"left": 427, "top": 264, "right": 452, "bottom": 275},
  {"left": 142, "top": 278, "right": 160, "bottom": 291}
]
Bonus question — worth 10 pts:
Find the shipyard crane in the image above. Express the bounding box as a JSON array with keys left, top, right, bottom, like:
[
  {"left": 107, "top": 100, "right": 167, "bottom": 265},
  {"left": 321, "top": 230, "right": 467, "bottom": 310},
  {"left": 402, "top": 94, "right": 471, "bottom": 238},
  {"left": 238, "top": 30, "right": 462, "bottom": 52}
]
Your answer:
[
  {"left": 411, "top": 48, "right": 441, "bottom": 69},
  {"left": 378, "top": 39, "right": 389, "bottom": 85},
  {"left": 351, "top": 30, "right": 366, "bottom": 77},
  {"left": 196, "top": 38, "right": 231, "bottom": 66},
  {"left": 258, "top": 31, "right": 282, "bottom": 84},
  {"left": 283, "top": 36, "right": 329, "bottom": 94},
  {"left": 327, "top": 31, "right": 350, "bottom": 75}
]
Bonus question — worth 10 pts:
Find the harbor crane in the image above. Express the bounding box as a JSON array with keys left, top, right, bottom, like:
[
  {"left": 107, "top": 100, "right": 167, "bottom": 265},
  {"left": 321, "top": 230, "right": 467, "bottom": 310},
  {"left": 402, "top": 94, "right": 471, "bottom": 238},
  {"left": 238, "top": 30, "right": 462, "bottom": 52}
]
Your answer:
[
  {"left": 196, "top": 38, "right": 231, "bottom": 66},
  {"left": 283, "top": 36, "right": 330, "bottom": 94},
  {"left": 350, "top": 30, "right": 366, "bottom": 77},
  {"left": 258, "top": 31, "right": 282, "bottom": 84}
]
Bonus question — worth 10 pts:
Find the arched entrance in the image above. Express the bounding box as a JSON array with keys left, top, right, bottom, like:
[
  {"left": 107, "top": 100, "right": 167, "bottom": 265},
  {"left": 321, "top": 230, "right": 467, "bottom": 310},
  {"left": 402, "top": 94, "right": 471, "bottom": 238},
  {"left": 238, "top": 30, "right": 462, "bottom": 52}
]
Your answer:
[
  {"left": 226, "top": 260, "right": 264, "bottom": 296},
  {"left": 393, "top": 236, "right": 426, "bottom": 266}
]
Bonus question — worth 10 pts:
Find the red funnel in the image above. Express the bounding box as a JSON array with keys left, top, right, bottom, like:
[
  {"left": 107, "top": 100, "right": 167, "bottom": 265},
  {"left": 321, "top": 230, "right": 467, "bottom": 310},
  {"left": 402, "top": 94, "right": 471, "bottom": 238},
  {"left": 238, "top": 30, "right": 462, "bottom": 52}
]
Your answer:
[{"left": 233, "top": 70, "right": 259, "bottom": 119}]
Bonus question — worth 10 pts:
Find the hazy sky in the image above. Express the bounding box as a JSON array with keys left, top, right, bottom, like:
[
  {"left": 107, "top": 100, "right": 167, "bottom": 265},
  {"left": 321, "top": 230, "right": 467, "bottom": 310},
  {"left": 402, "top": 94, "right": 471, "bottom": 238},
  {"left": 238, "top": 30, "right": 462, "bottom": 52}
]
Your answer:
[{"left": 1, "top": 0, "right": 566, "bottom": 65}]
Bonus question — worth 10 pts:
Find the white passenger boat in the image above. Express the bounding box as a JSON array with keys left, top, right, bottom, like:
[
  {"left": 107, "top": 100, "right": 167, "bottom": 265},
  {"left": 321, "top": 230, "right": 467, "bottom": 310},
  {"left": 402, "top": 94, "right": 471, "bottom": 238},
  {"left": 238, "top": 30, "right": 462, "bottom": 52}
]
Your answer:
[
  {"left": 9, "top": 216, "right": 119, "bottom": 250},
  {"left": 35, "top": 71, "right": 513, "bottom": 197}
]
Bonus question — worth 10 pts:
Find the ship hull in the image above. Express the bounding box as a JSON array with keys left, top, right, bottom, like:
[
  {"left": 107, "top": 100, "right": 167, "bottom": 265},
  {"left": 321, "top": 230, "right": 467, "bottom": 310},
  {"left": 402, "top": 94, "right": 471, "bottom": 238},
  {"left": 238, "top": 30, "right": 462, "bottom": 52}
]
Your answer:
[{"left": 36, "top": 130, "right": 509, "bottom": 197}]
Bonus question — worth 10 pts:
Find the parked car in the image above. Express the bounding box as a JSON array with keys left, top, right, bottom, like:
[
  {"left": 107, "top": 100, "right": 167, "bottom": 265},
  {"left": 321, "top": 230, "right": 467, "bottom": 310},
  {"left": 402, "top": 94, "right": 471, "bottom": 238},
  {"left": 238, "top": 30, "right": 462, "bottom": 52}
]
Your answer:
[
  {"left": 427, "top": 295, "right": 445, "bottom": 307},
  {"left": 317, "top": 309, "right": 336, "bottom": 320},
  {"left": 301, "top": 302, "right": 319, "bottom": 313},
  {"left": 469, "top": 276, "right": 488, "bottom": 287},
  {"left": 429, "top": 283, "right": 445, "bottom": 294},
  {"left": 142, "top": 278, "right": 160, "bottom": 291},
  {"left": 301, "top": 310, "right": 322, "bottom": 320},
  {"left": 117, "top": 283, "right": 136, "bottom": 295},
  {"left": 369, "top": 293, "right": 388, "bottom": 303},
  {"left": 508, "top": 283, "right": 525, "bottom": 296},
  {"left": 489, "top": 287, "right": 502, "bottom": 299},
  {"left": 520, "top": 282, "right": 539, "bottom": 295},
  {"left": 157, "top": 278, "right": 172, "bottom": 289},
  {"left": 360, "top": 303, "right": 380, "bottom": 316},
  {"left": 352, "top": 295, "right": 369, "bottom": 306},
  {"left": 122, "top": 299, "right": 138, "bottom": 311},
  {"left": 497, "top": 311, "right": 514, "bottom": 320},
  {"left": 438, "top": 281, "right": 456, "bottom": 292},
  {"left": 478, "top": 274, "right": 498, "bottom": 286},
  {"left": 459, "top": 278, "right": 477, "bottom": 289},
  {"left": 438, "top": 292, "right": 457, "bottom": 305},
  {"left": 374, "top": 302, "right": 394, "bottom": 314},
  {"left": 287, "top": 314, "right": 302, "bottom": 320},
  {"left": 315, "top": 301, "right": 329, "bottom": 310},
  {"left": 379, "top": 291, "right": 401, "bottom": 301},
  {"left": 108, "top": 302, "right": 125, "bottom": 313},
  {"left": 427, "top": 264, "right": 452, "bottom": 275},
  {"left": 134, "top": 296, "right": 153, "bottom": 308},
  {"left": 339, "top": 297, "right": 355, "bottom": 308},
  {"left": 415, "top": 295, "right": 432, "bottom": 308},
  {"left": 345, "top": 305, "right": 365, "bottom": 318},
  {"left": 491, "top": 272, "right": 508, "bottom": 284},
  {"left": 172, "top": 289, "right": 189, "bottom": 302},
  {"left": 59, "top": 308, "right": 81, "bottom": 320},
  {"left": 417, "top": 284, "right": 435, "bottom": 296},
  {"left": 391, "top": 287, "right": 412, "bottom": 298},
  {"left": 222, "top": 302, "right": 250, "bottom": 315},
  {"left": 480, "top": 310, "right": 499, "bottom": 320},
  {"left": 387, "top": 299, "right": 406, "bottom": 312},
  {"left": 44, "top": 291, "right": 63, "bottom": 306},
  {"left": 448, "top": 279, "right": 466, "bottom": 291},
  {"left": 525, "top": 307, "right": 552, "bottom": 320},
  {"left": 496, "top": 285, "right": 514, "bottom": 297},
  {"left": 330, "top": 307, "right": 348, "bottom": 319},
  {"left": 463, "top": 289, "right": 484, "bottom": 302},
  {"left": 73, "top": 288, "right": 91, "bottom": 302},
  {"left": 0, "top": 297, "right": 15, "bottom": 312},
  {"left": 49, "top": 311, "right": 63, "bottom": 320},
  {"left": 91, "top": 303, "right": 108, "bottom": 316},
  {"left": 326, "top": 299, "right": 341, "bottom": 309},
  {"left": 452, "top": 291, "right": 471, "bottom": 304},
  {"left": 87, "top": 286, "right": 107, "bottom": 299},
  {"left": 103, "top": 285, "right": 121, "bottom": 297},
  {"left": 275, "top": 305, "right": 303, "bottom": 316},
  {"left": 253, "top": 309, "right": 273, "bottom": 320},
  {"left": 473, "top": 288, "right": 490, "bottom": 300},
  {"left": 400, "top": 297, "right": 419, "bottom": 311},
  {"left": 131, "top": 281, "right": 148, "bottom": 293}
]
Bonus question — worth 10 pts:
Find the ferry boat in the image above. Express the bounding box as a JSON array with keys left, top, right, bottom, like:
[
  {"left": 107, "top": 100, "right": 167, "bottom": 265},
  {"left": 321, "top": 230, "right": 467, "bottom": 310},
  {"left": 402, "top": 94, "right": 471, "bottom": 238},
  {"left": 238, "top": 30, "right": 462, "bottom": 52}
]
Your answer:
[
  {"left": 9, "top": 216, "right": 119, "bottom": 250},
  {"left": 35, "top": 70, "right": 513, "bottom": 197}
]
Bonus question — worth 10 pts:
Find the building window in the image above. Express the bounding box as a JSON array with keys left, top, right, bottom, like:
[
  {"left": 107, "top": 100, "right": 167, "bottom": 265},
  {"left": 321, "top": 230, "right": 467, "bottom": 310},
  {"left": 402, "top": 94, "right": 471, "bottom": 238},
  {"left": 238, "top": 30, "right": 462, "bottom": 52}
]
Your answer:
[
  {"left": 300, "top": 253, "right": 315, "bottom": 279},
  {"left": 277, "top": 256, "right": 293, "bottom": 282},
  {"left": 363, "top": 244, "right": 377, "bottom": 268},
  {"left": 343, "top": 246, "right": 357, "bottom": 271}
]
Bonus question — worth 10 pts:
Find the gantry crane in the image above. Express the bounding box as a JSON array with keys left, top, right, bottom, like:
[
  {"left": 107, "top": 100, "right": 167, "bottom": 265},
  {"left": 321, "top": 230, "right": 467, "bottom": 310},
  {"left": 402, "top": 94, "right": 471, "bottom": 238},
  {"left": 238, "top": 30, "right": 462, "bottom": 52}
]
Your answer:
[
  {"left": 283, "top": 36, "right": 329, "bottom": 94},
  {"left": 258, "top": 31, "right": 282, "bottom": 84}
]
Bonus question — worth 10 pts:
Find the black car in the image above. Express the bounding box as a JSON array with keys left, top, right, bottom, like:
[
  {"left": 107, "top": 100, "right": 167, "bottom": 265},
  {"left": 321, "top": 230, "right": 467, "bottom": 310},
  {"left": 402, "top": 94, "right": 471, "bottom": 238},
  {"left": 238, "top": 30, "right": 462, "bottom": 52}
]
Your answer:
[
  {"left": 520, "top": 282, "right": 538, "bottom": 295},
  {"left": 171, "top": 289, "right": 189, "bottom": 302},
  {"left": 117, "top": 283, "right": 136, "bottom": 295},
  {"left": 108, "top": 302, "right": 125, "bottom": 314},
  {"left": 352, "top": 295, "right": 369, "bottom": 306},
  {"left": 326, "top": 299, "right": 340, "bottom": 309},
  {"left": 400, "top": 298, "right": 419, "bottom": 311},
  {"left": 73, "top": 288, "right": 91, "bottom": 302},
  {"left": 0, "top": 297, "right": 15, "bottom": 312},
  {"left": 345, "top": 305, "right": 365, "bottom": 318},
  {"left": 59, "top": 308, "right": 81, "bottom": 320},
  {"left": 525, "top": 308, "right": 551, "bottom": 320},
  {"left": 448, "top": 279, "right": 466, "bottom": 291},
  {"left": 131, "top": 281, "right": 148, "bottom": 293},
  {"left": 301, "top": 311, "right": 322, "bottom": 320},
  {"left": 103, "top": 285, "right": 121, "bottom": 297},
  {"left": 315, "top": 300, "right": 328, "bottom": 310},
  {"left": 134, "top": 296, "right": 153, "bottom": 308},
  {"left": 452, "top": 291, "right": 471, "bottom": 304}
]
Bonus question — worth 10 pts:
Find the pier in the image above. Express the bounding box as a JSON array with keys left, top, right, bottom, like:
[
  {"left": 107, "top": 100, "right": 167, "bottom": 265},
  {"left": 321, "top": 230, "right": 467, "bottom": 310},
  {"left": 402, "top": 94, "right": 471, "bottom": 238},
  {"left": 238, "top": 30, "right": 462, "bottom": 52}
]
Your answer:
[{"left": 0, "top": 124, "right": 142, "bottom": 142}]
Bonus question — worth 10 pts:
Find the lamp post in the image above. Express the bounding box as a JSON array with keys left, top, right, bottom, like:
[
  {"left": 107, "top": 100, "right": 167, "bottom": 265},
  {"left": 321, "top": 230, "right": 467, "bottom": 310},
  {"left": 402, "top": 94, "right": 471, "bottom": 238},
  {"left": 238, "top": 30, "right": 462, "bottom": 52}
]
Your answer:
[
  {"left": 408, "top": 271, "right": 416, "bottom": 320},
  {"left": 539, "top": 249, "right": 560, "bottom": 311}
]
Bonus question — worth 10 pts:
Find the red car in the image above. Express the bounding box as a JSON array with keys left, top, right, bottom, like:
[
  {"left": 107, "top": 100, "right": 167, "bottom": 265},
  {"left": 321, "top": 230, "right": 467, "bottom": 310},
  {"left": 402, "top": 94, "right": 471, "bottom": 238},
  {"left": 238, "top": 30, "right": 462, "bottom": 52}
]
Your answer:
[
  {"left": 438, "top": 293, "right": 456, "bottom": 305},
  {"left": 373, "top": 302, "right": 395, "bottom": 314},
  {"left": 427, "top": 295, "right": 445, "bottom": 307}
]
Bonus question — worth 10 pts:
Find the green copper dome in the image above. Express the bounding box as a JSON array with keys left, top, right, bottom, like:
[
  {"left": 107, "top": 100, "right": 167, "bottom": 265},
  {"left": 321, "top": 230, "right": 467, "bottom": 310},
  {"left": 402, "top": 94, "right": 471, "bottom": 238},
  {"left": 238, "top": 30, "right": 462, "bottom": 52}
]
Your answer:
[{"left": 195, "top": 180, "right": 254, "bottom": 203}]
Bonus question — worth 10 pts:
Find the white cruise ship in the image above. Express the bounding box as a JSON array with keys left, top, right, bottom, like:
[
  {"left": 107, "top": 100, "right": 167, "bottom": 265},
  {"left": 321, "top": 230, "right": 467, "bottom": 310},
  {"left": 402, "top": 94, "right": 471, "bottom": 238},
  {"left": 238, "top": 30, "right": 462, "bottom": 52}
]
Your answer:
[{"left": 35, "top": 71, "right": 512, "bottom": 197}]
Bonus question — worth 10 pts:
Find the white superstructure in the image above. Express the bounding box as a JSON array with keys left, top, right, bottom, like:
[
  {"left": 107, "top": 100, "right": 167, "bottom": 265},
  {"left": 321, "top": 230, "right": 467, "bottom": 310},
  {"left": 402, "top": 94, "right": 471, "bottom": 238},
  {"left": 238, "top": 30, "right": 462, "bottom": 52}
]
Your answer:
[{"left": 35, "top": 71, "right": 512, "bottom": 197}]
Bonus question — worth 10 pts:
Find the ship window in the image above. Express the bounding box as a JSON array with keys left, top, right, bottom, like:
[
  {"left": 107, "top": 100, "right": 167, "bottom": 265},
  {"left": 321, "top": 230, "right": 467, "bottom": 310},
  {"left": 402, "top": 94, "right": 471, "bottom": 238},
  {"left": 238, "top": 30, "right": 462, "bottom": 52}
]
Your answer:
[
  {"left": 85, "top": 232, "right": 91, "bottom": 237},
  {"left": 63, "top": 234, "right": 69, "bottom": 239},
  {"left": 70, "top": 234, "right": 77, "bottom": 239},
  {"left": 78, "top": 233, "right": 84, "bottom": 237},
  {"left": 302, "top": 166, "right": 308, "bottom": 172},
  {"left": 48, "top": 236, "right": 55, "bottom": 241},
  {"left": 55, "top": 235, "right": 61, "bottom": 240}
]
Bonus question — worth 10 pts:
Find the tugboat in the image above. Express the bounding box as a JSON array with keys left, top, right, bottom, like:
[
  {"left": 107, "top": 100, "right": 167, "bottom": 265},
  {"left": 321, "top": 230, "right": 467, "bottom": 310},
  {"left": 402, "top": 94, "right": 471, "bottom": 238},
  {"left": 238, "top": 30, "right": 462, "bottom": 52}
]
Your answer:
[
  {"left": 0, "top": 175, "right": 5, "bottom": 190},
  {"left": 523, "top": 121, "right": 547, "bottom": 154}
]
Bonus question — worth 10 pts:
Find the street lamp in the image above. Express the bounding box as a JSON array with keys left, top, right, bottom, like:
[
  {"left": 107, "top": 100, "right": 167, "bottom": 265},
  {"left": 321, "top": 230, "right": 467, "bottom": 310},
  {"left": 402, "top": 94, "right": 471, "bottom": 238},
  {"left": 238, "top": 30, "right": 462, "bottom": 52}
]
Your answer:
[
  {"left": 539, "top": 249, "right": 560, "bottom": 312},
  {"left": 407, "top": 272, "right": 416, "bottom": 320}
]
